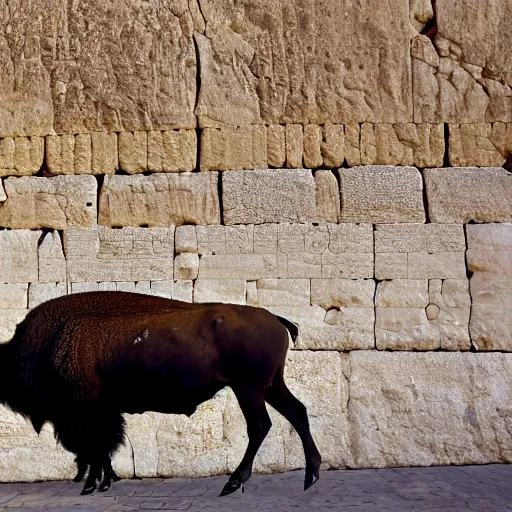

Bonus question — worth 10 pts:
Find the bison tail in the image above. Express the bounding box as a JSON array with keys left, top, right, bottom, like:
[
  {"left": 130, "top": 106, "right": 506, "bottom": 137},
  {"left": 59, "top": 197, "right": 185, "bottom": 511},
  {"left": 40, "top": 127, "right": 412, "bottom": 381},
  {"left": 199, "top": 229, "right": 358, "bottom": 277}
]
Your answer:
[{"left": 276, "top": 316, "right": 300, "bottom": 345}]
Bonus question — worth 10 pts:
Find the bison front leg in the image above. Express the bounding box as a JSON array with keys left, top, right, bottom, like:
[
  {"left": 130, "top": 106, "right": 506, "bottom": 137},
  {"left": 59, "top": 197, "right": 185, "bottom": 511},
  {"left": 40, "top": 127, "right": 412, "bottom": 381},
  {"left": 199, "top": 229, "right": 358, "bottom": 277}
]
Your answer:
[{"left": 220, "top": 387, "right": 271, "bottom": 497}]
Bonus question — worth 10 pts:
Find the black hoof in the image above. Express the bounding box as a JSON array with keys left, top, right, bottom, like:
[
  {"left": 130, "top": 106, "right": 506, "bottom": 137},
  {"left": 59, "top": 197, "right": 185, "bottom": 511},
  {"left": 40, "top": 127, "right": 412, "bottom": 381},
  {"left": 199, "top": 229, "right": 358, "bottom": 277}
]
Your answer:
[
  {"left": 98, "top": 480, "right": 111, "bottom": 492},
  {"left": 80, "top": 483, "right": 97, "bottom": 495},
  {"left": 304, "top": 472, "right": 318, "bottom": 491},
  {"left": 219, "top": 479, "right": 242, "bottom": 497}
]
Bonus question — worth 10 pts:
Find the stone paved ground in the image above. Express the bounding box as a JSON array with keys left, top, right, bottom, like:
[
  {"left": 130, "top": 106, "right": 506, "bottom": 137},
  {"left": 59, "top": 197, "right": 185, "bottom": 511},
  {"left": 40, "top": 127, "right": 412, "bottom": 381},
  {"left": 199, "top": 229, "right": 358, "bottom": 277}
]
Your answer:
[{"left": 1, "top": 465, "right": 511, "bottom": 511}]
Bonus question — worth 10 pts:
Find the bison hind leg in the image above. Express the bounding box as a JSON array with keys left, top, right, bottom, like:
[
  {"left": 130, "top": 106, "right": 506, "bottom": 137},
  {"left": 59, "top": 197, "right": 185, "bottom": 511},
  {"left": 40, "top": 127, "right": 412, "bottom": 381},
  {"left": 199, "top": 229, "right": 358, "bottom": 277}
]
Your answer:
[{"left": 73, "top": 456, "right": 88, "bottom": 482}]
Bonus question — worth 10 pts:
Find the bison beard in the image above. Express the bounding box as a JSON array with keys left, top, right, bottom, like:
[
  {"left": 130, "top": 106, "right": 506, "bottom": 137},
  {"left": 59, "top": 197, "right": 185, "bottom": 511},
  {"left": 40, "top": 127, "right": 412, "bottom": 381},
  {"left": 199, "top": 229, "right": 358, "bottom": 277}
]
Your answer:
[{"left": 0, "top": 291, "right": 321, "bottom": 496}]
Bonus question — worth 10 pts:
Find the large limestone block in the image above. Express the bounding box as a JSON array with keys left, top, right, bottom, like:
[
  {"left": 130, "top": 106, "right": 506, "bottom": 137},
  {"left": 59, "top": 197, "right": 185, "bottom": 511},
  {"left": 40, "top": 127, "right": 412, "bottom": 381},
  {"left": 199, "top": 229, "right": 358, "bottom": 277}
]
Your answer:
[
  {"left": 38, "top": 231, "right": 66, "bottom": 283},
  {"left": 255, "top": 279, "right": 310, "bottom": 307},
  {"left": 118, "top": 131, "right": 147, "bottom": 174},
  {"left": 147, "top": 130, "right": 196, "bottom": 173},
  {"left": 65, "top": 227, "right": 174, "bottom": 282},
  {"left": 413, "top": 0, "right": 512, "bottom": 123},
  {"left": 45, "top": 134, "right": 94, "bottom": 175},
  {"left": 467, "top": 224, "right": 512, "bottom": 351},
  {"left": 285, "top": 124, "right": 304, "bottom": 168},
  {"left": 267, "top": 305, "right": 374, "bottom": 351},
  {"left": 0, "top": 0, "right": 196, "bottom": 136},
  {"left": 348, "top": 352, "right": 512, "bottom": 468},
  {"left": 124, "top": 413, "right": 159, "bottom": 478},
  {"left": 224, "top": 352, "right": 351, "bottom": 474},
  {"left": 315, "top": 170, "right": 340, "bottom": 223},
  {"left": 174, "top": 253, "right": 199, "bottom": 281},
  {"left": 200, "top": 126, "right": 267, "bottom": 171},
  {"left": 195, "top": 1, "right": 412, "bottom": 126},
  {"left": 223, "top": 170, "right": 317, "bottom": 225},
  {"left": 198, "top": 254, "right": 277, "bottom": 280},
  {"left": 28, "top": 283, "right": 67, "bottom": 309},
  {"left": 311, "top": 279, "right": 375, "bottom": 310},
  {"left": 0, "top": 309, "right": 28, "bottom": 343},
  {"left": 0, "top": 284, "right": 28, "bottom": 309},
  {"left": 375, "top": 279, "right": 471, "bottom": 351},
  {"left": 91, "top": 132, "right": 118, "bottom": 174},
  {"left": 0, "top": 176, "right": 97, "bottom": 229},
  {"left": 0, "top": 408, "right": 75, "bottom": 482},
  {"left": 0, "top": 137, "right": 44, "bottom": 176},
  {"left": 375, "top": 224, "right": 466, "bottom": 280},
  {"left": 0, "top": 230, "right": 40, "bottom": 283},
  {"left": 424, "top": 167, "right": 512, "bottom": 223},
  {"left": 449, "top": 124, "right": 509, "bottom": 167},
  {"left": 321, "top": 124, "right": 345, "bottom": 168},
  {"left": 98, "top": 173, "right": 221, "bottom": 227},
  {"left": 193, "top": 279, "right": 246, "bottom": 305},
  {"left": 175, "top": 225, "right": 198, "bottom": 253},
  {"left": 267, "top": 125, "right": 286, "bottom": 168},
  {"left": 196, "top": 225, "right": 253, "bottom": 255},
  {"left": 338, "top": 166, "right": 425, "bottom": 223},
  {"left": 360, "top": 124, "right": 444, "bottom": 168}
]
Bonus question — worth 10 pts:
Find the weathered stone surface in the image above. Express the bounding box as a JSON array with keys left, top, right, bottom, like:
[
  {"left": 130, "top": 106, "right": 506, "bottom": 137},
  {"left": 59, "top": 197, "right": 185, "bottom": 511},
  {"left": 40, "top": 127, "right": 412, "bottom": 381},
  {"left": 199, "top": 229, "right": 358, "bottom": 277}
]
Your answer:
[
  {"left": 70, "top": 282, "right": 99, "bottom": 294},
  {"left": 246, "top": 281, "right": 258, "bottom": 306},
  {"left": 449, "top": 124, "right": 508, "bottom": 167},
  {"left": 28, "top": 283, "right": 67, "bottom": 309},
  {"left": 360, "top": 124, "right": 444, "bottom": 167},
  {"left": 267, "top": 305, "right": 374, "bottom": 351},
  {"left": 0, "top": 230, "right": 40, "bottom": 283},
  {"left": 74, "top": 134, "right": 93, "bottom": 174},
  {"left": 345, "top": 124, "right": 361, "bottom": 166},
  {"left": 375, "top": 279, "right": 471, "bottom": 351},
  {"left": 349, "top": 352, "right": 512, "bottom": 468},
  {"left": 124, "top": 413, "right": 159, "bottom": 478},
  {"left": 267, "top": 125, "right": 286, "bottom": 168},
  {"left": 195, "top": 1, "right": 412, "bottom": 126},
  {"left": 339, "top": 166, "right": 425, "bottom": 223},
  {"left": 174, "top": 253, "right": 199, "bottom": 281},
  {"left": 118, "top": 131, "right": 147, "bottom": 174},
  {"left": 65, "top": 227, "right": 174, "bottom": 282},
  {"left": 0, "top": 176, "right": 96, "bottom": 229},
  {"left": 0, "top": 284, "right": 28, "bottom": 309},
  {"left": 255, "top": 279, "right": 310, "bottom": 307},
  {"left": 303, "top": 125, "right": 323, "bottom": 169},
  {"left": 285, "top": 125, "right": 303, "bottom": 168},
  {"left": 424, "top": 167, "right": 512, "bottom": 223},
  {"left": 375, "top": 224, "right": 466, "bottom": 280},
  {"left": 200, "top": 126, "right": 266, "bottom": 171},
  {"left": 171, "top": 280, "right": 193, "bottom": 302},
  {"left": 413, "top": 0, "right": 512, "bottom": 123},
  {"left": 147, "top": 130, "right": 196, "bottom": 173},
  {"left": 223, "top": 170, "right": 317, "bottom": 225},
  {"left": 0, "top": 180, "right": 6, "bottom": 202},
  {"left": 312, "top": 279, "right": 375, "bottom": 310},
  {"left": 193, "top": 279, "right": 246, "bottom": 305},
  {"left": 198, "top": 254, "right": 277, "bottom": 280},
  {"left": 98, "top": 173, "right": 220, "bottom": 227},
  {"left": 0, "top": 0, "right": 197, "bottom": 136},
  {"left": 467, "top": 224, "right": 512, "bottom": 351},
  {"left": 196, "top": 225, "right": 254, "bottom": 255},
  {"left": 0, "top": 309, "right": 28, "bottom": 343},
  {"left": 0, "top": 137, "right": 44, "bottom": 176},
  {"left": 91, "top": 132, "right": 118, "bottom": 175},
  {"left": 38, "top": 231, "right": 66, "bottom": 283},
  {"left": 321, "top": 251, "right": 374, "bottom": 279},
  {"left": 175, "top": 225, "right": 198, "bottom": 254},
  {"left": 315, "top": 171, "right": 340, "bottom": 223},
  {"left": 45, "top": 135, "right": 76, "bottom": 175},
  {"left": 321, "top": 124, "right": 344, "bottom": 168}
]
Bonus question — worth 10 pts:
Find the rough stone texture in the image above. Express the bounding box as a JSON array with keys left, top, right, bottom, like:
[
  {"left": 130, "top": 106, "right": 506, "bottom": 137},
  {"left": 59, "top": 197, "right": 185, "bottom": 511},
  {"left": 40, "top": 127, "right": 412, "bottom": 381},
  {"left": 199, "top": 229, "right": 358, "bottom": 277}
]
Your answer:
[
  {"left": 286, "top": 125, "right": 304, "bottom": 168},
  {"left": 118, "top": 131, "right": 147, "bottom": 174},
  {"left": 255, "top": 279, "right": 310, "bottom": 307},
  {"left": 349, "top": 352, "right": 512, "bottom": 468},
  {"left": 200, "top": 126, "right": 266, "bottom": 171},
  {"left": 467, "top": 223, "right": 512, "bottom": 351},
  {"left": 198, "top": 254, "right": 277, "bottom": 280},
  {"left": 413, "top": 1, "right": 512, "bottom": 124},
  {"left": 0, "top": 309, "right": 28, "bottom": 343},
  {"left": 174, "top": 253, "right": 199, "bottom": 281},
  {"left": 91, "top": 132, "right": 118, "bottom": 175},
  {"left": 345, "top": 124, "right": 361, "bottom": 166},
  {"left": 0, "top": 0, "right": 196, "bottom": 136},
  {"left": 38, "top": 231, "right": 66, "bottom": 283},
  {"left": 194, "top": 1, "right": 412, "bottom": 127},
  {"left": 267, "top": 305, "right": 374, "bottom": 351},
  {"left": 171, "top": 280, "right": 193, "bottom": 303},
  {"left": 0, "top": 137, "right": 44, "bottom": 177},
  {"left": 315, "top": 170, "right": 340, "bottom": 223},
  {"left": 321, "top": 124, "right": 344, "bottom": 168},
  {"left": 267, "top": 125, "right": 286, "bottom": 168},
  {"left": 193, "top": 279, "right": 246, "bottom": 305},
  {"left": 0, "top": 176, "right": 96, "bottom": 229},
  {"left": 0, "top": 284, "right": 28, "bottom": 309},
  {"left": 98, "top": 173, "right": 220, "bottom": 227},
  {"left": 375, "top": 224, "right": 466, "bottom": 280},
  {"left": 303, "top": 125, "right": 323, "bottom": 169},
  {"left": 196, "top": 225, "right": 253, "bottom": 255},
  {"left": 45, "top": 134, "right": 91, "bottom": 175},
  {"left": 175, "top": 225, "right": 198, "bottom": 254},
  {"left": 449, "top": 123, "right": 509, "bottom": 167},
  {"left": 339, "top": 166, "right": 425, "bottom": 223},
  {"left": 147, "top": 130, "right": 196, "bottom": 173},
  {"left": 424, "top": 167, "right": 512, "bottom": 223},
  {"left": 360, "top": 124, "right": 444, "bottom": 167},
  {"left": 28, "top": 283, "right": 67, "bottom": 309},
  {"left": 375, "top": 279, "right": 471, "bottom": 351},
  {"left": 64, "top": 227, "right": 174, "bottom": 282},
  {"left": 0, "top": 230, "right": 40, "bottom": 283},
  {"left": 311, "top": 279, "right": 375, "bottom": 310},
  {"left": 222, "top": 170, "right": 317, "bottom": 225}
]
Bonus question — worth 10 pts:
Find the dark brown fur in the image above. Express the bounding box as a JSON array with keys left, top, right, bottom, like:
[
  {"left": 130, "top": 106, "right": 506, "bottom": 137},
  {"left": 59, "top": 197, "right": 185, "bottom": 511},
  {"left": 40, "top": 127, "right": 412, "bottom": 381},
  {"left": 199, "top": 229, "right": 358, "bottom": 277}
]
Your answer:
[{"left": 0, "top": 291, "right": 320, "bottom": 496}]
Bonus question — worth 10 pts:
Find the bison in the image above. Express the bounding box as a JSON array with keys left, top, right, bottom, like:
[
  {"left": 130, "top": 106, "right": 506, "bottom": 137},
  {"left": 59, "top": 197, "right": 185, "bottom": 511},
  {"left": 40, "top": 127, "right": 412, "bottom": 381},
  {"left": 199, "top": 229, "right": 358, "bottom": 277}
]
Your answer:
[{"left": 0, "top": 291, "right": 321, "bottom": 496}]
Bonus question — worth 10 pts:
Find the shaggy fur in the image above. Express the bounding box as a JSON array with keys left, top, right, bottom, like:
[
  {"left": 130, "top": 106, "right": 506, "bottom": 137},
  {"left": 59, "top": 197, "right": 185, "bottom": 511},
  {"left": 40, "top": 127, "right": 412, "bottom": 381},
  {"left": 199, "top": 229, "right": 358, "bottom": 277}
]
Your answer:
[{"left": 0, "top": 291, "right": 319, "bottom": 496}]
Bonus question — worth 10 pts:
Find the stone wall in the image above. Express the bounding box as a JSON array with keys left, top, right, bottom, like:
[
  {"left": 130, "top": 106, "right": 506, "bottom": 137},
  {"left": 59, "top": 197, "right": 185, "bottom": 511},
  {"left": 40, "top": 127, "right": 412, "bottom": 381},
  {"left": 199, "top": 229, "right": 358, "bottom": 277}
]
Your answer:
[{"left": 1, "top": 0, "right": 512, "bottom": 483}]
